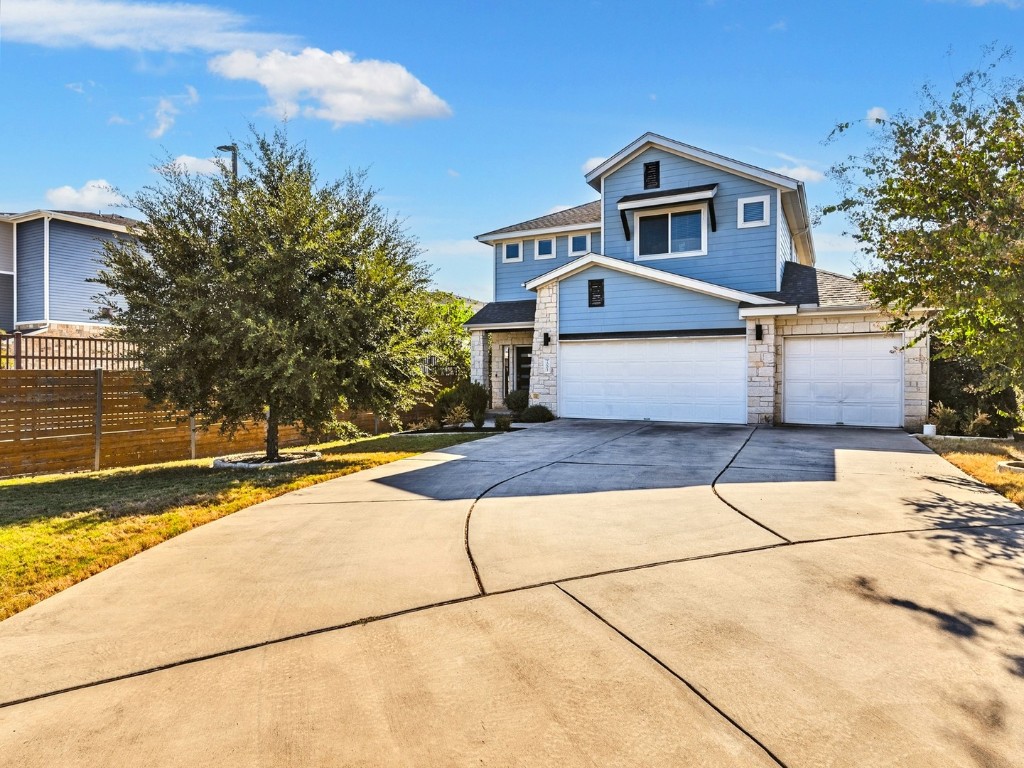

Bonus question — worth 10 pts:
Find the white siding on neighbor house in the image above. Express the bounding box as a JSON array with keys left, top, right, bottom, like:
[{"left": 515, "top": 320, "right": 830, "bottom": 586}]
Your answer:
[
  {"left": 494, "top": 228, "right": 601, "bottom": 301},
  {"left": 602, "top": 146, "right": 780, "bottom": 294},
  {"left": 0, "top": 222, "right": 13, "bottom": 273}
]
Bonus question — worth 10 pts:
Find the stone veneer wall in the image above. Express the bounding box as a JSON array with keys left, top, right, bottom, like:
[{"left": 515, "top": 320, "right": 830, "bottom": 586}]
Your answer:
[
  {"left": 529, "top": 283, "right": 558, "bottom": 412},
  {"left": 484, "top": 329, "right": 534, "bottom": 409},
  {"left": 746, "top": 317, "right": 776, "bottom": 425},
  {"left": 469, "top": 330, "right": 487, "bottom": 388},
  {"left": 773, "top": 311, "right": 929, "bottom": 431}
]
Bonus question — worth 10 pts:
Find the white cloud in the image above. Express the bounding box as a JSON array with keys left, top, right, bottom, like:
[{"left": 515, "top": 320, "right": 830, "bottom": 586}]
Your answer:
[
  {"left": 866, "top": 106, "right": 889, "bottom": 123},
  {"left": 546, "top": 205, "right": 574, "bottom": 215},
  {"left": 2, "top": 0, "right": 297, "bottom": 53},
  {"left": 447, "top": 168, "right": 460, "bottom": 178},
  {"left": 149, "top": 85, "right": 199, "bottom": 138},
  {"left": 65, "top": 80, "right": 95, "bottom": 94},
  {"left": 107, "top": 113, "right": 131, "bottom": 125},
  {"left": 770, "top": 164, "right": 825, "bottom": 183},
  {"left": 170, "top": 154, "right": 221, "bottom": 174},
  {"left": 581, "top": 156, "right": 606, "bottom": 174},
  {"left": 45, "top": 179, "right": 126, "bottom": 210},
  {"left": 208, "top": 47, "right": 451, "bottom": 126},
  {"left": 814, "top": 232, "right": 860, "bottom": 255},
  {"left": 768, "top": 20, "right": 787, "bottom": 31}
]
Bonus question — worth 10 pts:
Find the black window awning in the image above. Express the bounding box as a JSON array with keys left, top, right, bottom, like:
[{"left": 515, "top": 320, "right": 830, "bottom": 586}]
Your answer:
[{"left": 617, "top": 183, "right": 718, "bottom": 241}]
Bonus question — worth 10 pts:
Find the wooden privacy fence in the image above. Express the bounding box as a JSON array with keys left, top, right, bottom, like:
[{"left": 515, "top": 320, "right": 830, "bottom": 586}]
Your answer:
[
  {"left": 1, "top": 332, "right": 141, "bottom": 371},
  {"left": 0, "top": 370, "right": 304, "bottom": 478}
]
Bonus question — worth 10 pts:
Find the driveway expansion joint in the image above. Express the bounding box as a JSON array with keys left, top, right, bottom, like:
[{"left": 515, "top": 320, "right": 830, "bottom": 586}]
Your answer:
[{"left": 553, "top": 583, "right": 789, "bottom": 768}]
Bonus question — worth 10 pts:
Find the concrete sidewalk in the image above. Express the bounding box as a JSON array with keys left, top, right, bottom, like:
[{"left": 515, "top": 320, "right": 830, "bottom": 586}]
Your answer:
[{"left": 2, "top": 421, "right": 1023, "bottom": 766}]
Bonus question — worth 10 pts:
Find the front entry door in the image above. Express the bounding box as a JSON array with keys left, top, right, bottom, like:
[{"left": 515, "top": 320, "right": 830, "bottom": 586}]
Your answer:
[{"left": 514, "top": 346, "right": 532, "bottom": 392}]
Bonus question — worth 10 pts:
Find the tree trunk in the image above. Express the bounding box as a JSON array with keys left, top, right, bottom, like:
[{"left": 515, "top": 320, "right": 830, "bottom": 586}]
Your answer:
[{"left": 266, "top": 404, "right": 280, "bottom": 461}]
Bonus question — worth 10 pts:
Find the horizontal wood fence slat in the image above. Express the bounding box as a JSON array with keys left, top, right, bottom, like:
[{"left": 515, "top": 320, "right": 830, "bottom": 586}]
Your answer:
[
  {"left": 1, "top": 333, "right": 142, "bottom": 371},
  {"left": 1, "top": 369, "right": 458, "bottom": 478}
]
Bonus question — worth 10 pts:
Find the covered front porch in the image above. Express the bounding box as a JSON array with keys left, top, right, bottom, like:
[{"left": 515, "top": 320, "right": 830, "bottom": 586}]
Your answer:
[{"left": 470, "top": 328, "right": 534, "bottom": 409}]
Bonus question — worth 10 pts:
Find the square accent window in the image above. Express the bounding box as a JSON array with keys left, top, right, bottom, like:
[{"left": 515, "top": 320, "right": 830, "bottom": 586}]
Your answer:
[
  {"left": 634, "top": 205, "right": 707, "bottom": 260},
  {"left": 570, "top": 234, "right": 589, "bottom": 255},
  {"left": 643, "top": 161, "right": 660, "bottom": 190},
  {"left": 502, "top": 241, "right": 522, "bottom": 262},
  {"left": 536, "top": 238, "right": 555, "bottom": 260},
  {"left": 737, "top": 195, "right": 770, "bottom": 228},
  {"left": 588, "top": 279, "right": 604, "bottom": 308}
]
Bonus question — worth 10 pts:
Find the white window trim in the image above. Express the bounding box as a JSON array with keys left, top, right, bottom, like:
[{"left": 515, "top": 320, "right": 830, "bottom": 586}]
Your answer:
[
  {"left": 569, "top": 232, "right": 590, "bottom": 256},
  {"left": 535, "top": 237, "right": 556, "bottom": 260},
  {"left": 737, "top": 194, "right": 771, "bottom": 228},
  {"left": 501, "top": 240, "right": 523, "bottom": 263},
  {"left": 632, "top": 203, "right": 708, "bottom": 261}
]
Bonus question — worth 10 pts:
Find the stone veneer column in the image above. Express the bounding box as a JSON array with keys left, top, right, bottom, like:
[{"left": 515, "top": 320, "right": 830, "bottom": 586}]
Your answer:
[
  {"left": 469, "top": 330, "right": 487, "bottom": 387},
  {"left": 530, "top": 283, "right": 559, "bottom": 413},
  {"left": 746, "top": 317, "right": 776, "bottom": 425},
  {"left": 902, "top": 324, "right": 930, "bottom": 431}
]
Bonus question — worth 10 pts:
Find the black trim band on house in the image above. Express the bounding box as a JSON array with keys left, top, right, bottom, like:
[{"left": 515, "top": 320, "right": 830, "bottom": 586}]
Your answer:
[
  {"left": 618, "top": 183, "right": 719, "bottom": 241},
  {"left": 559, "top": 327, "right": 745, "bottom": 341}
]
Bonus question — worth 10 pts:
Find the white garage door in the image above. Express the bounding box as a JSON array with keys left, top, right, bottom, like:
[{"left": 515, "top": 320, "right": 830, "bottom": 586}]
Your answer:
[
  {"left": 559, "top": 337, "right": 746, "bottom": 423},
  {"left": 784, "top": 335, "right": 903, "bottom": 427}
]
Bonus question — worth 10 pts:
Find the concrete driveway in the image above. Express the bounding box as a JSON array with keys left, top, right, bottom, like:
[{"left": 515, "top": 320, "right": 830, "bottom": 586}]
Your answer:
[{"left": 2, "top": 421, "right": 1024, "bottom": 766}]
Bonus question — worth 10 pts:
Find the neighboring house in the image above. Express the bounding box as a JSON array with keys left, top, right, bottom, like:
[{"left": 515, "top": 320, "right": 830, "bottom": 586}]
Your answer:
[
  {"left": 0, "top": 210, "right": 137, "bottom": 337},
  {"left": 466, "top": 132, "right": 928, "bottom": 429}
]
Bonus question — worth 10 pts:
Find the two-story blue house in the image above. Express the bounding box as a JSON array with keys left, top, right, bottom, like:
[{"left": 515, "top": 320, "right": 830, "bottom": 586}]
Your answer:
[
  {"left": 466, "top": 133, "right": 928, "bottom": 429},
  {"left": 0, "top": 210, "right": 135, "bottom": 336}
]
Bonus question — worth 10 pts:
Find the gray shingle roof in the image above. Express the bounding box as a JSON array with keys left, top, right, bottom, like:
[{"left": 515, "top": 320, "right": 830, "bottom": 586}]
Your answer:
[
  {"left": 477, "top": 201, "right": 600, "bottom": 239},
  {"left": 756, "top": 262, "right": 871, "bottom": 307},
  {"left": 464, "top": 300, "right": 536, "bottom": 327},
  {"left": 54, "top": 210, "right": 141, "bottom": 227}
]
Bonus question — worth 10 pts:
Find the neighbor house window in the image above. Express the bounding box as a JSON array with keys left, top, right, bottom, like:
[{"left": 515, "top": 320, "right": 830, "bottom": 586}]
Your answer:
[
  {"left": 737, "top": 195, "right": 770, "bottom": 228},
  {"left": 502, "top": 241, "right": 522, "bottom": 262},
  {"left": 634, "top": 204, "right": 707, "bottom": 260},
  {"left": 570, "top": 233, "right": 589, "bottom": 255},
  {"left": 536, "top": 237, "right": 555, "bottom": 259}
]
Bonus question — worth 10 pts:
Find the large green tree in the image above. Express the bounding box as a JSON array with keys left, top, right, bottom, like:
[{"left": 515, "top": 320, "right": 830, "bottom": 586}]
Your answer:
[
  {"left": 827, "top": 58, "right": 1024, "bottom": 391},
  {"left": 96, "top": 127, "right": 435, "bottom": 459}
]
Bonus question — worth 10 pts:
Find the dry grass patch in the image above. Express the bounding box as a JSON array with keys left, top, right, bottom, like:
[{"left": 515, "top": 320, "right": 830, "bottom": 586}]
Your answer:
[
  {"left": 0, "top": 432, "right": 487, "bottom": 620},
  {"left": 921, "top": 436, "right": 1024, "bottom": 507}
]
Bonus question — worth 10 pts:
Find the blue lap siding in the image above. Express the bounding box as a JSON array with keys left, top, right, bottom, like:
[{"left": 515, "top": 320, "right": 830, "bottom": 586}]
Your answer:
[
  {"left": 48, "top": 219, "right": 117, "bottom": 325},
  {"left": 602, "top": 147, "right": 779, "bottom": 294},
  {"left": 558, "top": 266, "right": 744, "bottom": 335},
  {"left": 16, "top": 219, "right": 44, "bottom": 323},
  {"left": 494, "top": 228, "right": 601, "bottom": 301},
  {"left": 0, "top": 274, "right": 13, "bottom": 331}
]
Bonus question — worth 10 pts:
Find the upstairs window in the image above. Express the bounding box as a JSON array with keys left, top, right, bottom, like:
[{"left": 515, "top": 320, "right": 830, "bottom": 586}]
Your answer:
[
  {"left": 737, "top": 195, "right": 770, "bottom": 228},
  {"left": 634, "top": 204, "right": 707, "bottom": 260},
  {"left": 643, "top": 161, "right": 660, "bottom": 189},
  {"left": 570, "top": 233, "right": 589, "bottom": 255},
  {"left": 535, "top": 237, "right": 555, "bottom": 260},
  {"left": 502, "top": 241, "right": 522, "bottom": 262}
]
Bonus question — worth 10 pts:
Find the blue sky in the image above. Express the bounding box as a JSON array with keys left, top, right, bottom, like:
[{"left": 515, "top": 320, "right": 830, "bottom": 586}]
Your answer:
[{"left": 2, "top": 0, "right": 1023, "bottom": 301}]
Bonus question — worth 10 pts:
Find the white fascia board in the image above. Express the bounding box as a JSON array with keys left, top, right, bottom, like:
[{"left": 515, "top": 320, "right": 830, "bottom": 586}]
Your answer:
[
  {"left": 525, "top": 253, "right": 783, "bottom": 305},
  {"left": 780, "top": 187, "right": 816, "bottom": 266},
  {"left": 475, "top": 221, "right": 600, "bottom": 244},
  {"left": 9, "top": 210, "right": 131, "bottom": 234},
  {"left": 462, "top": 321, "right": 534, "bottom": 331},
  {"left": 584, "top": 133, "right": 800, "bottom": 192},
  {"left": 738, "top": 306, "right": 798, "bottom": 318},
  {"left": 616, "top": 186, "right": 717, "bottom": 211}
]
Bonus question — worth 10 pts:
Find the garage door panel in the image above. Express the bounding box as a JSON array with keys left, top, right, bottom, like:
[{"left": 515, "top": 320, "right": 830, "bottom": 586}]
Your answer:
[
  {"left": 785, "top": 335, "right": 902, "bottom": 428},
  {"left": 560, "top": 337, "right": 746, "bottom": 424}
]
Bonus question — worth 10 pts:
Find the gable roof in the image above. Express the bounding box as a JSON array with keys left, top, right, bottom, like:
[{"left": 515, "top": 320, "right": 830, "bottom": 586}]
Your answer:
[
  {"left": 476, "top": 200, "right": 600, "bottom": 242},
  {"left": 524, "top": 253, "right": 783, "bottom": 306},
  {"left": 756, "top": 262, "right": 871, "bottom": 308},
  {"left": 583, "top": 132, "right": 816, "bottom": 266},
  {"left": 584, "top": 132, "right": 801, "bottom": 192}
]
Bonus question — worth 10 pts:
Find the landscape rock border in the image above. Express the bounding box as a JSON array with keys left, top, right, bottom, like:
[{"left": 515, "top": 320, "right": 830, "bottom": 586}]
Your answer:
[{"left": 212, "top": 451, "right": 323, "bottom": 470}]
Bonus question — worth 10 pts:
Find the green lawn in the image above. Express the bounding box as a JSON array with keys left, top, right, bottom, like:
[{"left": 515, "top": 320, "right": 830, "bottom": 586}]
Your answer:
[{"left": 0, "top": 432, "right": 486, "bottom": 620}]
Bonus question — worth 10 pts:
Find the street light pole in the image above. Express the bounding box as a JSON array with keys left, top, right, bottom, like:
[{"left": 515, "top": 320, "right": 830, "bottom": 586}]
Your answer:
[{"left": 216, "top": 144, "right": 238, "bottom": 182}]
